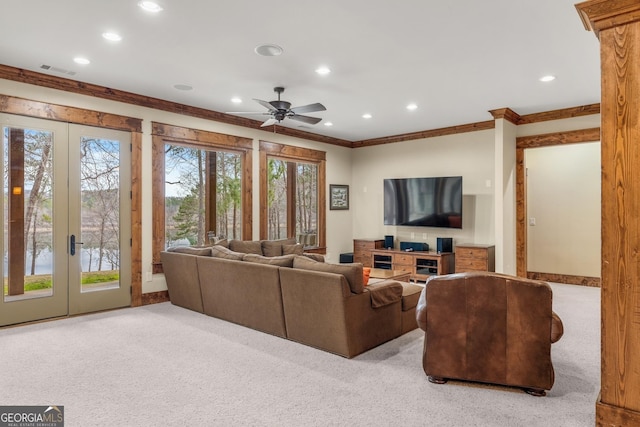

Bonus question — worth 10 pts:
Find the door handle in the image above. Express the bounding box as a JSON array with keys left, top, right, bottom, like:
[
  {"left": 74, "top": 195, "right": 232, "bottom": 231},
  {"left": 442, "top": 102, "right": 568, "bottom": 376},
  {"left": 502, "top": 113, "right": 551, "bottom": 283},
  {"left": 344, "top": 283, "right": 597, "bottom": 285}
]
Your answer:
[{"left": 70, "top": 234, "right": 84, "bottom": 256}]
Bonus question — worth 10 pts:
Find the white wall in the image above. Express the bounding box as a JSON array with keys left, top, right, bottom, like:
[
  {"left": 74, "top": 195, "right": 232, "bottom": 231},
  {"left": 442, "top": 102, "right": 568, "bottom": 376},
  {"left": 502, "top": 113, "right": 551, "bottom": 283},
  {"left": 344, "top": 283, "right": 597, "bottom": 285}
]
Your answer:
[
  {"left": 526, "top": 142, "right": 601, "bottom": 277},
  {"left": 494, "top": 119, "right": 517, "bottom": 274},
  {"left": 351, "top": 130, "right": 495, "bottom": 251}
]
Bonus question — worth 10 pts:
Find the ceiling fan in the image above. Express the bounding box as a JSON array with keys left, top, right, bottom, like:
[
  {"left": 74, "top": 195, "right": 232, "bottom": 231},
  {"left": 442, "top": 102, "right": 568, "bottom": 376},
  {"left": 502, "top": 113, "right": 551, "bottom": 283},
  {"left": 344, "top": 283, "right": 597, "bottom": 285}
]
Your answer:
[{"left": 228, "top": 87, "right": 326, "bottom": 127}]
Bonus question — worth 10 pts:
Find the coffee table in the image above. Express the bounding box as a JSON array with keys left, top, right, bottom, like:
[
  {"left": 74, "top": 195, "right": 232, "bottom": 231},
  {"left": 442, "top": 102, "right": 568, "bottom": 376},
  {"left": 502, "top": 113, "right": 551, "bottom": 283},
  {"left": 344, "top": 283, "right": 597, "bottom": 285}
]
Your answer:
[{"left": 368, "top": 268, "right": 412, "bottom": 283}]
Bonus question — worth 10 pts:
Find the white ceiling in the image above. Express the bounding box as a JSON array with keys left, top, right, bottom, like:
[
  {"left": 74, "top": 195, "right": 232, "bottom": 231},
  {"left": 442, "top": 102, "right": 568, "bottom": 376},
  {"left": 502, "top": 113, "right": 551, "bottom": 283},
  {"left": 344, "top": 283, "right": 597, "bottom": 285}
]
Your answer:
[{"left": 0, "top": 0, "right": 600, "bottom": 142}]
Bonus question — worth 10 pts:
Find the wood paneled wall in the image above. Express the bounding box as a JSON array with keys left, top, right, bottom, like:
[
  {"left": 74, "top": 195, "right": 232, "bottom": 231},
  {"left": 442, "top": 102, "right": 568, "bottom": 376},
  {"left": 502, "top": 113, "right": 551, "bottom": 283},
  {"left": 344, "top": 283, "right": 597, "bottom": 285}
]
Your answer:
[{"left": 576, "top": 1, "right": 640, "bottom": 425}]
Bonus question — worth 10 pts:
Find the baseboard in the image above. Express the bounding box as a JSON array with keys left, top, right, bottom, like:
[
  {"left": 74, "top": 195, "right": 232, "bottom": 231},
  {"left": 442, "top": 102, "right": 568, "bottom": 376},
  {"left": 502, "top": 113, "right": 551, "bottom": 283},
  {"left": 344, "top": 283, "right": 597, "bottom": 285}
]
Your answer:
[
  {"left": 527, "top": 272, "right": 600, "bottom": 287},
  {"left": 596, "top": 394, "right": 640, "bottom": 426},
  {"left": 141, "top": 290, "right": 170, "bottom": 305}
]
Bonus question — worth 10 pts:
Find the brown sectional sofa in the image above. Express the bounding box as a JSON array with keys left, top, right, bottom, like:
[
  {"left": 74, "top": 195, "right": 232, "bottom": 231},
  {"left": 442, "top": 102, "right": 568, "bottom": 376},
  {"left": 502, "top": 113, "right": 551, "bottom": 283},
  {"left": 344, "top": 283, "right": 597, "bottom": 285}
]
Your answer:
[{"left": 161, "top": 239, "right": 421, "bottom": 358}]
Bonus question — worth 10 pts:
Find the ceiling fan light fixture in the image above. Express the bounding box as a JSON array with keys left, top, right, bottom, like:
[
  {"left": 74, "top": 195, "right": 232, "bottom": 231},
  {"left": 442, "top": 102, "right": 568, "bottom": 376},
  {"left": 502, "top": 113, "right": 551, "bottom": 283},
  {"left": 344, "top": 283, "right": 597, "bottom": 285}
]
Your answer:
[
  {"left": 406, "top": 103, "right": 418, "bottom": 111},
  {"left": 315, "top": 66, "right": 331, "bottom": 75},
  {"left": 324, "top": 122, "right": 333, "bottom": 127},
  {"left": 231, "top": 97, "right": 242, "bottom": 104},
  {"left": 362, "top": 113, "right": 372, "bottom": 119},
  {"left": 255, "top": 44, "right": 283, "bottom": 57}
]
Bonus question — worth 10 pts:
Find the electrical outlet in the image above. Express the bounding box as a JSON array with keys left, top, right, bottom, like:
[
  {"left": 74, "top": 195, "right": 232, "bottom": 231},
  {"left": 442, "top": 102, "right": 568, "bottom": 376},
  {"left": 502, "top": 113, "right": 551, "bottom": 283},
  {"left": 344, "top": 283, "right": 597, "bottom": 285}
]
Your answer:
[
  {"left": 146, "top": 272, "right": 152, "bottom": 282},
  {"left": 422, "top": 233, "right": 427, "bottom": 239},
  {"left": 529, "top": 217, "right": 536, "bottom": 226}
]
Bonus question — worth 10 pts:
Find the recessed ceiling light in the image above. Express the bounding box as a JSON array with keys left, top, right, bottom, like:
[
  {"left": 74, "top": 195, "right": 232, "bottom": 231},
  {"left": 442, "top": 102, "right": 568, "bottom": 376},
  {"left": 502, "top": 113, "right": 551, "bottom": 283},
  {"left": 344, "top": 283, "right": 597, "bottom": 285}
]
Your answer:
[
  {"left": 73, "top": 57, "right": 90, "bottom": 65},
  {"left": 406, "top": 103, "right": 418, "bottom": 111},
  {"left": 255, "top": 44, "right": 283, "bottom": 57},
  {"left": 324, "top": 122, "right": 333, "bottom": 127},
  {"left": 102, "top": 32, "right": 122, "bottom": 42},
  {"left": 173, "top": 84, "right": 193, "bottom": 91},
  {"left": 315, "top": 66, "right": 331, "bottom": 75},
  {"left": 231, "top": 97, "right": 242, "bottom": 104},
  {"left": 539, "top": 75, "right": 556, "bottom": 82},
  {"left": 362, "top": 113, "right": 372, "bottom": 119},
  {"left": 138, "top": 1, "right": 163, "bottom": 12}
]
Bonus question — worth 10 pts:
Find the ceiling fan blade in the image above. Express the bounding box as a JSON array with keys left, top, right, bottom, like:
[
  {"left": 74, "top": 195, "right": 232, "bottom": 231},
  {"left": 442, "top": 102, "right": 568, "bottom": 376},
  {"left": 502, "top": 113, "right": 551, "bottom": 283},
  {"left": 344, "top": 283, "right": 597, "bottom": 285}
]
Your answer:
[
  {"left": 289, "top": 114, "right": 322, "bottom": 125},
  {"left": 261, "top": 118, "right": 278, "bottom": 127},
  {"left": 253, "top": 98, "right": 278, "bottom": 111},
  {"left": 290, "top": 103, "right": 326, "bottom": 114}
]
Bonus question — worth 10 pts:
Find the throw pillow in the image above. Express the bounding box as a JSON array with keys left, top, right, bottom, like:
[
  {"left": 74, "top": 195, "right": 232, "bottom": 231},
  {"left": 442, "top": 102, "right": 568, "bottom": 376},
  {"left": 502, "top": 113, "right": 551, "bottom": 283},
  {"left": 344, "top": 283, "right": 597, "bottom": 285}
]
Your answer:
[
  {"left": 302, "top": 253, "right": 325, "bottom": 262},
  {"left": 243, "top": 253, "right": 296, "bottom": 267},
  {"left": 229, "top": 240, "right": 263, "bottom": 255},
  {"left": 210, "top": 245, "right": 245, "bottom": 261},
  {"left": 166, "top": 246, "right": 212, "bottom": 256},
  {"left": 282, "top": 243, "right": 304, "bottom": 255},
  {"left": 293, "top": 256, "right": 364, "bottom": 294},
  {"left": 363, "top": 267, "right": 371, "bottom": 286},
  {"left": 213, "top": 238, "right": 229, "bottom": 248},
  {"left": 261, "top": 238, "right": 297, "bottom": 257}
]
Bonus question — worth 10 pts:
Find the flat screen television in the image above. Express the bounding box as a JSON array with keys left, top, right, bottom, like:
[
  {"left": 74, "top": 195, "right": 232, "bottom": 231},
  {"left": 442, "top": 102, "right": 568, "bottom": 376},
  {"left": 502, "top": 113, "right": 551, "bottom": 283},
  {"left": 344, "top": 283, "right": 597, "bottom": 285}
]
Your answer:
[{"left": 384, "top": 176, "right": 462, "bottom": 228}]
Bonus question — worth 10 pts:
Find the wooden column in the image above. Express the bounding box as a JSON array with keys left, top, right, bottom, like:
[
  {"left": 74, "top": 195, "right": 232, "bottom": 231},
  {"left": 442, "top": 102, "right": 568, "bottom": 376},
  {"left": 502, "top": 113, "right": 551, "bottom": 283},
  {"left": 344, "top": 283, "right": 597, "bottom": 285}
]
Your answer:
[
  {"left": 8, "top": 128, "right": 25, "bottom": 296},
  {"left": 576, "top": 1, "right": 640, "bottom": 425}
]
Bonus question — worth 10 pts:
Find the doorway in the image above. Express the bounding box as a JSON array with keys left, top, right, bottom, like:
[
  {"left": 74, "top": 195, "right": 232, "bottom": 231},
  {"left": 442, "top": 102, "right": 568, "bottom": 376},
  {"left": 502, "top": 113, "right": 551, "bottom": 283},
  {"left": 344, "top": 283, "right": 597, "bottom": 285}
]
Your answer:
[{"left": 0, "top": 114, "right": 131, "bottom": 326}]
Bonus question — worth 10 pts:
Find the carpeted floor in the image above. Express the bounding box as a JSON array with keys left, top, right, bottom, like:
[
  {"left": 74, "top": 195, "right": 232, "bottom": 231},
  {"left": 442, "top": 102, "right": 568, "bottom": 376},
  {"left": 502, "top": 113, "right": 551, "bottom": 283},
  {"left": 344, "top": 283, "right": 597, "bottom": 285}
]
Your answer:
[{"left": 0, "top": 283, "right": 599, "bottom": 426}]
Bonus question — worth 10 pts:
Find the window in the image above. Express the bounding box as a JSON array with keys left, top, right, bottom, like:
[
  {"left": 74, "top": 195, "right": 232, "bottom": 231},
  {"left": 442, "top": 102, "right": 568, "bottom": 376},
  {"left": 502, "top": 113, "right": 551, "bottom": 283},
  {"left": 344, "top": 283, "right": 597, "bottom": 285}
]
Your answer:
[
  {"left": 152, "top": 123, "right": 252, "bottom": 271},
  {"left": 259, "top": 141, "right": 325, "bottom": 249},
  {"left": 164, "top": 146, "right": 242, "bottom": 246},
  {"left": 267, "top": 159, "right": 318, "bottom": 244}
]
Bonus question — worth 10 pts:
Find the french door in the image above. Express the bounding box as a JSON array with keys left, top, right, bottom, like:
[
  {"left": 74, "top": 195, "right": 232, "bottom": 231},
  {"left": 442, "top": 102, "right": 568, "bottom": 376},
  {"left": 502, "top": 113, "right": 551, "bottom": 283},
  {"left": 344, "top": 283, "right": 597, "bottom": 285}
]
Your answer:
[{"left": 0, "top": 114, "right": 131, "bottom": 327}]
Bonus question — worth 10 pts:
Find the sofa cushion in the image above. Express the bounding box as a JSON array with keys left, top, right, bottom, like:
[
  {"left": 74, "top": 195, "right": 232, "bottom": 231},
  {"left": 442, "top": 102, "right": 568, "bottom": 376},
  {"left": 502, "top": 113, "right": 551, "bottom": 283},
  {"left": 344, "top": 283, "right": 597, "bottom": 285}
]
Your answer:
[
  {"left": 229, "top": 240, "right": 263, "bottom": 254},
  {"left": 367, "top": 280, "right": 403, "bottom": 308},
  {"left": 210, "top": 245, "right": 245, "bottom": 260},
  {"left": 166, "top": 246, "right": 212, "bottom": 256},
  {"left": 293, "top": 255, "right": 364, "bottom": 294},
  {"left": 400, "top": 283, "right": 423, "bottom": 311},
  {"left": 262, "top": 238, "right": 297, "bottom": 257},
  {"left": 243, "top": 253, "right": 296, "bottom": 267},
  {"left": 302, "top": 253, "right": 325, "bottom": 262},
  {"left": 282, "top": 243, "right": 304, "bottom": 255}
]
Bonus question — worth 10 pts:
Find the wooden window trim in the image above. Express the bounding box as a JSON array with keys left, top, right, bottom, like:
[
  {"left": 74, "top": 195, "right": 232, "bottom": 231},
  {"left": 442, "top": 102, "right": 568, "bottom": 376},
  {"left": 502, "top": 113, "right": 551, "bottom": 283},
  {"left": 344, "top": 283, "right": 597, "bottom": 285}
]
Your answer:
[{"left": 151, "top": 122, "right": 253, "bottom": 273}]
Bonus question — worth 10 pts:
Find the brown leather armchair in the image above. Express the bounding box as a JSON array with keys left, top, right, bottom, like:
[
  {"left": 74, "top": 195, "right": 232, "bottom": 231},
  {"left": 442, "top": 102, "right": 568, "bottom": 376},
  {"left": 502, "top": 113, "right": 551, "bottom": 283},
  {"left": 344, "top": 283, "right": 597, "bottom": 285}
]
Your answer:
[{"left": 416, "top": 272, "right": 564, "bottom": 396}]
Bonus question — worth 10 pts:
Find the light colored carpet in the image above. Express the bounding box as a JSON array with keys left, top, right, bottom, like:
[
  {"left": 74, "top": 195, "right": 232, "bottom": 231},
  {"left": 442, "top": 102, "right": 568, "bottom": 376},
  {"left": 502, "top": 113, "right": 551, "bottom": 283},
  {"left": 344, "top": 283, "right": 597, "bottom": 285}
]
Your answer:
[{"left": 0, "top": 283, "right": 599, "bottom": 427}]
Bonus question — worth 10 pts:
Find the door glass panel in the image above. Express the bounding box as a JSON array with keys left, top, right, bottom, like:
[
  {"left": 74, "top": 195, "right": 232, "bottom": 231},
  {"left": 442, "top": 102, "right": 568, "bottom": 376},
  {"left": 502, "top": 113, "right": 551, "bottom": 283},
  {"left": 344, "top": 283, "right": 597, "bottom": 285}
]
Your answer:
[
  {"left": 3, "top": 127, "right": 54, "bottom": 302},
  {"left": 79, "top": 137, "right": 120, "bottom": 292}
]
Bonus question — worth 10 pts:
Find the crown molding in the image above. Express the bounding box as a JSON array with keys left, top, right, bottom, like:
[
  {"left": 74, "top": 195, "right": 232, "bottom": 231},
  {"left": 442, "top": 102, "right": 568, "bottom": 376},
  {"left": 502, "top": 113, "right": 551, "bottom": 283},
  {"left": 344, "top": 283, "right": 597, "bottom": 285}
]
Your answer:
[
  {"left": 0, "top": 64, "right": 352, "bottom": 148},
  {"left": 489, "top": 108, "right": 521, "bottom": 124},
  {"left": 576, "top": 0, "right": 640, "bottom": 37},
  {"left": 0, "top": 63, "right": 601, "bottom": 150}
]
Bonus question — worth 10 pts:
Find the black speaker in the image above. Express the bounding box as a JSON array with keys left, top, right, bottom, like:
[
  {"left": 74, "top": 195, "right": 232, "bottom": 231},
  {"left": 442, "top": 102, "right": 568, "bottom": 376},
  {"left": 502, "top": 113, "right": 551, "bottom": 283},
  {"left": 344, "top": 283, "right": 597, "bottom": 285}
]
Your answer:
[
  {"left": 400, "top": 242, "right": 429, "bottom": 251},
  {"left": 339, "top": 253, "right": 354, "bottom": 263},
  {"left": 436, "top": 237, "right": 453, "bottom": 253},
  {"left": 384, "top": 235, "right": 394, "bottom": 249}
]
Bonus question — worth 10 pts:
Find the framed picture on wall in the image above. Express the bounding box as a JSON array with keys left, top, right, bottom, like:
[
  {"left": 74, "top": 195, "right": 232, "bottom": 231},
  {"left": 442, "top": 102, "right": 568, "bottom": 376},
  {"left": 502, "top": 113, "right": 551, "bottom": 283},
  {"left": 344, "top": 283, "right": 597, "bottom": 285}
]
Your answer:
[{"left": 330, "top": 184, "right": 349, "bottom": 210}]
